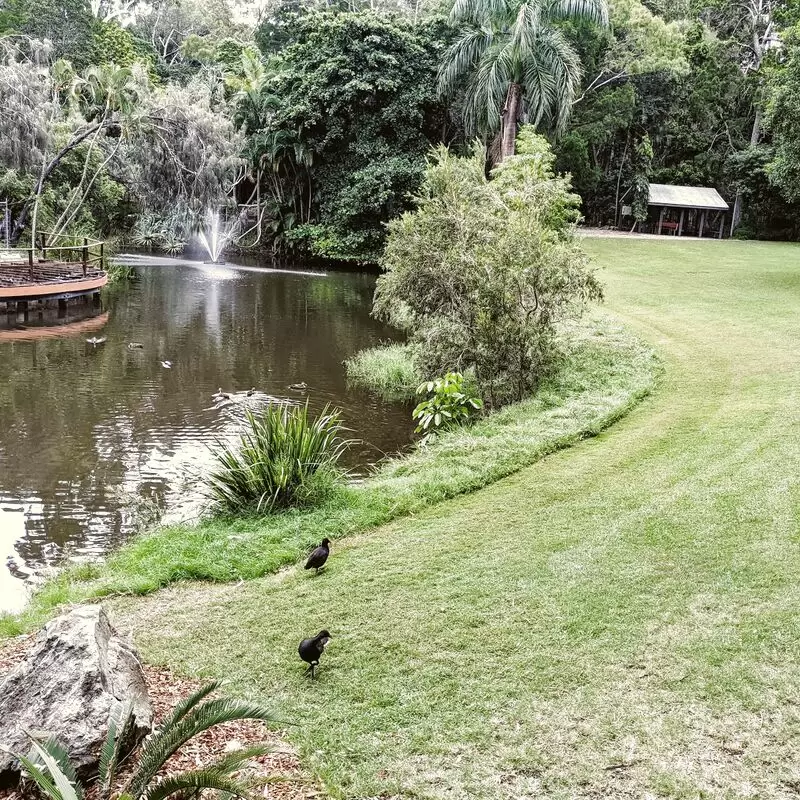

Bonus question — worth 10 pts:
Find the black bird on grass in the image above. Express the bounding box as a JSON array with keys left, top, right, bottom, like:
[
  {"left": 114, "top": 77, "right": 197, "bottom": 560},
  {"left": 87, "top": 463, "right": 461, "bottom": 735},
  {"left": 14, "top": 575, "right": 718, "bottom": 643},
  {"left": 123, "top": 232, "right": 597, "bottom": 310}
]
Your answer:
[
  {"left": 305, "top": 537, "right": 330, "bottom": 573},
  {"left": 298, "top": 630, "right": 331, "bottom": 679}
]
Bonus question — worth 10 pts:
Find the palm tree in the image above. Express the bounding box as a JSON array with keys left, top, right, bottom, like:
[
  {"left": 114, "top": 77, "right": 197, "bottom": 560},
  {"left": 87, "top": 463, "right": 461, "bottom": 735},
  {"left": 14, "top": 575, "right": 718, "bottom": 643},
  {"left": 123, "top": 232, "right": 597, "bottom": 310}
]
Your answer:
[{"left": 438, "top": 0, "right": 608, "bottom": 160}]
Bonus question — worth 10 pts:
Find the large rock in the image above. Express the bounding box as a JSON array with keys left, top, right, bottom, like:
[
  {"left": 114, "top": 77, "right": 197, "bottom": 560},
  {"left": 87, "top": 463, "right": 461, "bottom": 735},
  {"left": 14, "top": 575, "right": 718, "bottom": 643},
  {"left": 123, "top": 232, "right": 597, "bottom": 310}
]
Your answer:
[{"left": 0, "top": 605, "right": 152, "bottom": 787}]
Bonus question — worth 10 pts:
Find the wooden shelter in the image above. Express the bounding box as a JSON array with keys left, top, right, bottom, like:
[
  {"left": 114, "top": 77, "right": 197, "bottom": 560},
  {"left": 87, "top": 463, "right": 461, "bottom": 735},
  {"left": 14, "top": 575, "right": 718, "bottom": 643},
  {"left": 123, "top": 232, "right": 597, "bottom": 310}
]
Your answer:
[{"left": 647, "top": 184, "right": 729, "bottom": 238}]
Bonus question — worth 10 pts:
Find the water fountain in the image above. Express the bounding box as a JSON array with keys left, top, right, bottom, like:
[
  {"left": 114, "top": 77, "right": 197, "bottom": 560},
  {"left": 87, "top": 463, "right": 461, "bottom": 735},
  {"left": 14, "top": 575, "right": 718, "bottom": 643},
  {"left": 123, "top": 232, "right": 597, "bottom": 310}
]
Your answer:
[{"left": 197, "top": 210, "right": 239, "bottom": 264}]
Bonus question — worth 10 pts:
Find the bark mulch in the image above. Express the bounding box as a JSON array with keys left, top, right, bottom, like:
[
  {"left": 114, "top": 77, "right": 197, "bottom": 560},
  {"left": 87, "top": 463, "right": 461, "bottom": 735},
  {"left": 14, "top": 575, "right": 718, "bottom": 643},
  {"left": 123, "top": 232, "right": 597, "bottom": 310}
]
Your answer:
[{"left": 0, "top": 635, "right": 321, "bottom": 800}]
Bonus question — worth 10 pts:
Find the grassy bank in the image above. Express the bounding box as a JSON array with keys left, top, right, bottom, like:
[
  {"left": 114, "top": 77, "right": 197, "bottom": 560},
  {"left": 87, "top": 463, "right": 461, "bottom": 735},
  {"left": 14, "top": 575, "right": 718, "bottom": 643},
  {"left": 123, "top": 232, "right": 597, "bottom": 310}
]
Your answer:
[
  {"left": 113, "top": 238, "right": 800, "bottom": 799},
  {"left": 1, "top": 312, "right": 659, "bottom": 636}
]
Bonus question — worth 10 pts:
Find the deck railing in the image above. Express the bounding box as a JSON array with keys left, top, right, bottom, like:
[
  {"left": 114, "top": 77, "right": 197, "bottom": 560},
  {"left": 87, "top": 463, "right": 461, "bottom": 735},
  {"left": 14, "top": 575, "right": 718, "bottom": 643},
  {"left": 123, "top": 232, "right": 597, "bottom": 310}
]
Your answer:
[{"left": 0, "top": 233, "right": 105, "bottom": 281}]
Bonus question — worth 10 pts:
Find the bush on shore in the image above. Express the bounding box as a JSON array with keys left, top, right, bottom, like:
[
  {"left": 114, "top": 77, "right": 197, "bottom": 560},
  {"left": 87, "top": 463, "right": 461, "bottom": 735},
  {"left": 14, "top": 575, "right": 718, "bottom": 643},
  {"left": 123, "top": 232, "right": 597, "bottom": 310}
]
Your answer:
[{"left": 374, "top": 129, "right": 602, "bottom": 407}]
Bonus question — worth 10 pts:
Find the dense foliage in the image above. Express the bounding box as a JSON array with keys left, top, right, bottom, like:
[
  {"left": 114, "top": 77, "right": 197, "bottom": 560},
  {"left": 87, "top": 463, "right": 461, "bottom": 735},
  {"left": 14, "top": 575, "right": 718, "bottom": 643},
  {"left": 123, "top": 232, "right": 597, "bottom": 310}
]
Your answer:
[
  {"left": 412, "top": 372, "right": 483, "bottom": 444},
  {"left": 375, "top": 130, "right": 602, "bottom": 406},
  {"left": 249, "top": 11, "right": 449, "bottom": 260},
  {"left": 2, "top": 0, "right": 800, "bottom": 256}
]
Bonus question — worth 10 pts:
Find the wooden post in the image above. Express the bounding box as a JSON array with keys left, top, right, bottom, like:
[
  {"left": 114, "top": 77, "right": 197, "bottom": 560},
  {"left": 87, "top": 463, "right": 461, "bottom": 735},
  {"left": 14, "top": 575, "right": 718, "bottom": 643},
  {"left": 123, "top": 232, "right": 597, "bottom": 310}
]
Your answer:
[
  {"left": 28, "top": 248, "right": 34, "bottom": 281},
  {"left": 40, "top": 232, "right": 46, "bottom": 261},
  {"left": 99, "top": 241, "right": 104, "bottom": 268},
  {"left": 699, "top": 210, "right": 706, "bottom": 238},
  {"left": 718, "top": 213, "right": 725, "bottom": 239},
  {"left": 678, "top": 209, "right": 685, "bottom": 237},
  {"left": 82, "top": 237, "right": 88, "bottom": 277},
  {"left": 658, "top": 207, "right": 666, "bottom": 235}
]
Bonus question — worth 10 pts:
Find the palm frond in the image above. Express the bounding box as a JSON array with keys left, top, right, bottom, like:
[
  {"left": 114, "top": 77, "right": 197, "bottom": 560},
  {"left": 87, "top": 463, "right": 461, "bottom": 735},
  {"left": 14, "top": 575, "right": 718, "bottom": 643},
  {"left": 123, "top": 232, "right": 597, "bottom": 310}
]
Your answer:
[
  {"left": 99, "top": 702, "right": 136, "bottom": 794},
  {"left": 463, "top": 41, "right": 513, "bottom": 136},
  {"left": 437, "top": 27, "right": 495, "bottom": 98},
  {"left": 126, "top": 698, "right": 274, "bottom": 798},
  {"left": 159, "top": 681, "right": 222, "bottom": 730},
  {"left": 450, "top": 0, "right": 508, "bottom": 26},
  {"left": 25, "top": 738, "right": 84, "bottom": 800},
  {"left": 14, "top": 753, "right": 63, "bottom": 800},
  {"left": 207, "top": 745, "right": 272, "bottom": 775},
  {"left": 141, "top": 769, "right": 251, "bottom": 800},
  {"left": 34, "top": 737, "right": 80, "bottom": 789},
  {"left": 545, "top": 0, "right": 608, "bottom": 25}
]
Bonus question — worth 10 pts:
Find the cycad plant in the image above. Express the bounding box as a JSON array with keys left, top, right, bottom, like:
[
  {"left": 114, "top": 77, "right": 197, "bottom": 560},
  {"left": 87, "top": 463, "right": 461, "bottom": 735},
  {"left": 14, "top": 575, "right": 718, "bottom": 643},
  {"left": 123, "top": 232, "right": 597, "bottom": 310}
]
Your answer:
[
  {"left": 438, "top": 0, "right": 608, "bottom": 159},
  {"left": 13, "top": 680, "right": 275, "bottom": 800},
  {"left": 206, "top": 403, "right": 351, "bottom": 515}
]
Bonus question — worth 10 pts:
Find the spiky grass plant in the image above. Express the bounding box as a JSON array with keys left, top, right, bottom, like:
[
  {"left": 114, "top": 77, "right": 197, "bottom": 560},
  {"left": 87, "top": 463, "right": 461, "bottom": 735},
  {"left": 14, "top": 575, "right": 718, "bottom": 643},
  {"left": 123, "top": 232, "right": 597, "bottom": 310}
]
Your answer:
[
  {"left": 11, "top": 680, "right": 275, "bottom": 800},
  {"left": 206, "top": 403, "right": 351, "bottom": 516}
]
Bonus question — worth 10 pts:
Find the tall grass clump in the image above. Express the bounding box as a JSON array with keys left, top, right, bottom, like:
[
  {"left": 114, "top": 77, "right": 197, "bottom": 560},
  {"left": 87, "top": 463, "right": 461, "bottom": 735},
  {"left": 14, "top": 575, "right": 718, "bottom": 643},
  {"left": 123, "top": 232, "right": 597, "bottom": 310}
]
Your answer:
[
  {"left": 206, "top": 403, "right": 351, "bottom": 515},
  {"left": 345, "top": 343, "right": 421, "bottom": 401}
]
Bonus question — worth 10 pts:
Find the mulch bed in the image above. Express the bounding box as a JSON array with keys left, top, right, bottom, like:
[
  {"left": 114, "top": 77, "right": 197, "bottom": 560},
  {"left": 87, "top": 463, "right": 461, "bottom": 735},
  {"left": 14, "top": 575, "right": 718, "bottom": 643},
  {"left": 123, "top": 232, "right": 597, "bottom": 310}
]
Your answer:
[{"left": 0, "top": 635, "right": 320, "bottom": 800}]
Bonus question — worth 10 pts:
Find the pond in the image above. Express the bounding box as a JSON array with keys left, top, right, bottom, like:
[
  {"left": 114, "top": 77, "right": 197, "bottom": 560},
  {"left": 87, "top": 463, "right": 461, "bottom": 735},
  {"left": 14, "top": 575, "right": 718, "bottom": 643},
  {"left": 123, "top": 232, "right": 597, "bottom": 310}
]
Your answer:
[{"left": 0, "top": 257, "right": 412, "bottom": 613}]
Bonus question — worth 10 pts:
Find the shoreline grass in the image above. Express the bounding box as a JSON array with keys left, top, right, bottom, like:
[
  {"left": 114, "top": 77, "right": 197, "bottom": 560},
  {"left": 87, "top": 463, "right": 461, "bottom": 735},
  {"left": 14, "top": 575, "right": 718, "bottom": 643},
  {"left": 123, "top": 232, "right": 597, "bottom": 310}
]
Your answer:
[
  {"left": 0, "top": 312, "right": 659, "bottom": 637},
  {"left": 344, "top": 342, "right": 421, "bottom": 401}
]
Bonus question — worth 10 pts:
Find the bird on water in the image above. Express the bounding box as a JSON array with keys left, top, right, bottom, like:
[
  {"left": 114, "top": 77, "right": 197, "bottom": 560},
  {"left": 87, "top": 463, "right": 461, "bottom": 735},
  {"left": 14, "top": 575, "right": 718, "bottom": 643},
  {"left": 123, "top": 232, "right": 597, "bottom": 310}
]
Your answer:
[
  {"left": 214, "top": 387, "right": 231, "bottom": 400},
  {"left": 160, "top": 360, "right": 173, "bottom": 369},
  {"left": 298, "top": 630, "right": 331, "bottom": 679},
  {"left": 86, "top": 336, "right": 107, "bottom": 345},
  {"left": 305, "top": 538, "right": 330, "bottom": 574},
  {"left": 289, "top": 381, "right": 308, "bottom": 391}
]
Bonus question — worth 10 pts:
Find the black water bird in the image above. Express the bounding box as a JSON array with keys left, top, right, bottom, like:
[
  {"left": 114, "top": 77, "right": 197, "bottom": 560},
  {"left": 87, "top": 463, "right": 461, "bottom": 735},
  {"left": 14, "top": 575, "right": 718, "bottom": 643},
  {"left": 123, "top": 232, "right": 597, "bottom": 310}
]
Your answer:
[
  {"left": 298, "top": 630, "right": 331, "bottom": 678},
  {"left": 246, "top": 387, "right": 256, "bottom": 397},
  {"left": 305, "top": 538, "right": 330, "bottom": 573}
]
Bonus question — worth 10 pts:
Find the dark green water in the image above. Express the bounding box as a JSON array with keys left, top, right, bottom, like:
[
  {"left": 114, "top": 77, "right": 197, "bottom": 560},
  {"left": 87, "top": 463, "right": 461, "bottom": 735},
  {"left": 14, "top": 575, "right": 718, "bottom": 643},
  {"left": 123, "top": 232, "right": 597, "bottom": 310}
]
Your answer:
[{"left": 0, "top": 258, "right": 412, "bottom": 612}]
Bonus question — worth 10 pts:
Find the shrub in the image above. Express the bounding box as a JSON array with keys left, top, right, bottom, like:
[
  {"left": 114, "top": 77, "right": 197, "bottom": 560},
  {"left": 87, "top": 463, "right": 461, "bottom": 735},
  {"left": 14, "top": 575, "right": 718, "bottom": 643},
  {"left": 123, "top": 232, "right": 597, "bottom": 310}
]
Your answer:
[
  {"left": 374, "top": 128, "right": 603, "bottom": 407},
  {"left": 14, "top": 680, "right": 275, "bottom": 800},
  {"left": 345, "top": 343, "right": 421, "bottom": 401},
  {"left": 205, "top": 403, "right": 351, "bottom": 515},
  {"left": 412, "top": 372, "right": 483, "bottom": 445}
]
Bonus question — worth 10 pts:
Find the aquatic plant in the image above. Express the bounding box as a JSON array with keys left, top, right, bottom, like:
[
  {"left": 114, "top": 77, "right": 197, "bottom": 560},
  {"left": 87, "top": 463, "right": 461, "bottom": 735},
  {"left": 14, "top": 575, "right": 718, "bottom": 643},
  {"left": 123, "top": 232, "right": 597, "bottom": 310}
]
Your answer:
[{"left": 205, "top": 403, "right": 352, "bottom": 515}]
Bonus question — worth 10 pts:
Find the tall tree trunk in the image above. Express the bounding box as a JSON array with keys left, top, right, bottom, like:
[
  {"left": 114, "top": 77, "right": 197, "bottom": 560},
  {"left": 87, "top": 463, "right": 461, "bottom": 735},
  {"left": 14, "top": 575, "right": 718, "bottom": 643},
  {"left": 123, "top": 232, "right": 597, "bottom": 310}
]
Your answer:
[{"left": 500, "top": 83, "right": 522, "bottom": 161}]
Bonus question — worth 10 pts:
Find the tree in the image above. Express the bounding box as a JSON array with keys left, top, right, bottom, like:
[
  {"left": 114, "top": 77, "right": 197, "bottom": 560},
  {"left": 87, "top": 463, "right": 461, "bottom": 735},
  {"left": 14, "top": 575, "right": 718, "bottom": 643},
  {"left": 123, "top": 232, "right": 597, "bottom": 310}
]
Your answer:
[
  {"left": 374, "top": 129, "right": 602, "bottom": 406},
  {"left": 765, "top": 29, "right": 800, "bottom": 203},
  {"left": 252, "top": 10, "right": 449, "bottom": 261},
  {"left": 438, "top": 0, "right": 608, "bottom": 160}
]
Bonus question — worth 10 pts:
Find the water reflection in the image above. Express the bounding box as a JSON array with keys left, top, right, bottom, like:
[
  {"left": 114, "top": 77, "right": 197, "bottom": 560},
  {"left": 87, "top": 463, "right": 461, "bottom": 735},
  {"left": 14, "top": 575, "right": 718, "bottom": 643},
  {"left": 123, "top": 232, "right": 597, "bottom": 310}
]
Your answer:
[{"left": 0, "top": 260, "right": 412, "bottom": 612}]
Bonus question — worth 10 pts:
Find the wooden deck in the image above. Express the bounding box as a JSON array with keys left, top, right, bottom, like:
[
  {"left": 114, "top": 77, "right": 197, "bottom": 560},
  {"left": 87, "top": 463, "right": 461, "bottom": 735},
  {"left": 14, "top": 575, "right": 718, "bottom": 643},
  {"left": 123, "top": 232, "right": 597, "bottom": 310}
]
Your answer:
[
  {"left": 0, "top": 235, "right": 107, "bottom": 302},
  {"left": 0, "top": 262, "right": 107, "bottom": 301}
]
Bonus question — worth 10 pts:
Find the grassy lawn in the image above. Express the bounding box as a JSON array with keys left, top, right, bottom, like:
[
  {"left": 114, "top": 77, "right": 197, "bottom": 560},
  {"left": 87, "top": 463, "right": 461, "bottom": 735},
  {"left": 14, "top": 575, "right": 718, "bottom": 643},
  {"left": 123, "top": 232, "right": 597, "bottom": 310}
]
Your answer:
[{"left": 108, "top": 238, "right": 800, "bottom": 797}]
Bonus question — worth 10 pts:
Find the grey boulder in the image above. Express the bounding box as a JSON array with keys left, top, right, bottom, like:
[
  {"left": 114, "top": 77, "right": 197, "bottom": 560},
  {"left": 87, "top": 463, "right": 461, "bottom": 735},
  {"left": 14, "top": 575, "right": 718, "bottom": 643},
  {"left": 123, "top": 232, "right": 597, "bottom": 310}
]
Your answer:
[{"left": 0, "top": 605, "right": 152, "bottom": 787}]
